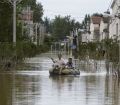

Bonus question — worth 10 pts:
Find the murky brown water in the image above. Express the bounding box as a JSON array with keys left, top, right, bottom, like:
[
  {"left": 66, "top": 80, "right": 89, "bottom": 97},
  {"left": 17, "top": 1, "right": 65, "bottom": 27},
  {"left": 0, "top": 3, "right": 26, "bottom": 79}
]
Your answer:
[{"left": 0, "top": 54, "right": 120, "bottom": 105}]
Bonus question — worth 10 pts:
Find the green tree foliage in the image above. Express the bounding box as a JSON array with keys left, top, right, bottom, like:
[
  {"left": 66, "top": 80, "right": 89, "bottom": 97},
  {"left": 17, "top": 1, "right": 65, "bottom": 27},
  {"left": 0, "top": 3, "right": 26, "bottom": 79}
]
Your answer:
[
  {"left": 44, "top": 17, "right": 52, "bottom": 33},
  {"left": 33, "top": 3, "right": 43, "bottom": 22},
  {"left": 19, "top": 0, "right": 36, "bottom": 9},
  {"left": 0, "top": 0, "right": 44, "bottom": 42},
  {"left": 51, "top": 15, "right": 81, "bottom": 40},
  {"left": 81, "top": 14, "right": 90, "bottom": 29},
  {"left": 0, "top": 1, "right": 12, "bottom": 42},
  {"left": 19, "top": 0, "right": 43, "bottom": 22}
]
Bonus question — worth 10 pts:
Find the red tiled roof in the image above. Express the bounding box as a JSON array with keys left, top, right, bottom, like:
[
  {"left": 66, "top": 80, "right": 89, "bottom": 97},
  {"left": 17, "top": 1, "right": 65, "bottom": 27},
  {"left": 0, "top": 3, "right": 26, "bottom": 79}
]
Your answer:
[{"left": 91, "top": 16, "right": 102, "bottom": 24}]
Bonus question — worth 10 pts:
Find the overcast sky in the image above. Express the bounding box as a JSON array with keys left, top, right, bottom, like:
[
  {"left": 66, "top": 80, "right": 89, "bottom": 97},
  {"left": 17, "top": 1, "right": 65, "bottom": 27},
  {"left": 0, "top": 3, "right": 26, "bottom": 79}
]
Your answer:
[{"left": 37, "top": 0, "right": 112, "bottom": 22}]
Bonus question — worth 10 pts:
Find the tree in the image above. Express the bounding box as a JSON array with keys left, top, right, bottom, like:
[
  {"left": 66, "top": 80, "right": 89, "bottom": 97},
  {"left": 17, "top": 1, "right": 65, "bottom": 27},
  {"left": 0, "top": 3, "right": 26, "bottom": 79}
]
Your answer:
[
  {"left": 33, "top": 3, "right": 43, "bottom": 22},
  {"left": 19, "top": 0, "right": 36, "bottom": 9},
  {"left": 44, "top": 17, "right": 52, "bottom": 33},
  {"left": 0, "top": 0, "right": 44, "bottom": 42},
  {"left": 52, "top": 16, "right": 70, "bottom": 40},
  {"left": 51, "top": 15, "right": 81, "bottom": 40},
  {"left": 81, "top": 14, "right": 90, "bottom": 29},
  {"left": 0, "top": 1, "right": 13, "bottom": 42},
  {"left": 19, "top": 0, "right": 43, "bottom": 22},
  {"left": 17, "top": 0, "right": 44, "bottom": 41}
]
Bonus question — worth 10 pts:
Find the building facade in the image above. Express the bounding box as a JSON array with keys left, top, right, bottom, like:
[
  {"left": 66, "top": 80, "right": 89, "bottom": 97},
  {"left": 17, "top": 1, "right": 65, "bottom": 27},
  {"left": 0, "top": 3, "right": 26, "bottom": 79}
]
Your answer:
[
  {"left": 89, "top": 16, "right": 102, "bottom": 42},
  {"left": 99, "top": 16, "right": 109, "bottom": 41},
  {"left": 109, "top": 0, "right": 120, "bottom": 39},
  {"left": 20, "top": 6, "right": 34, "bottom": 38},
  {"left": 81, "top": 32, "right": 90, "bottom": 43},
  {"left": 33, "top": 23, "right": 46, "bottom": 45},
  {"left": 19, "top": 6, "right": 46, "bottom": 45}
]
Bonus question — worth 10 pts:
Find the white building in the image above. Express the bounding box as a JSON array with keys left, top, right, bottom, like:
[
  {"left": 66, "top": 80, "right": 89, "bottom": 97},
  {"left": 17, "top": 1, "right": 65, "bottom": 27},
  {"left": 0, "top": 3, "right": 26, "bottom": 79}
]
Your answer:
[
  {"left": 33, "top": 23, "right": 46, "bottom": 45},
  {"left": 99, "top": 16, "right": 109, "bottom": 41},
  {"left": 109, "top": 0, "right": 120, "bottom": 39},
  {"left": 20, "top": 6, "right": 34, "bottom": 38},
  {"left": 81, "top": 32, "right": 90, "bottom": 43},
  {"left": 89, "top": 16, "right": 102, "bottom": 42},
  {"left": 19, "top": 6, "right": 46, "bottom": 45}
]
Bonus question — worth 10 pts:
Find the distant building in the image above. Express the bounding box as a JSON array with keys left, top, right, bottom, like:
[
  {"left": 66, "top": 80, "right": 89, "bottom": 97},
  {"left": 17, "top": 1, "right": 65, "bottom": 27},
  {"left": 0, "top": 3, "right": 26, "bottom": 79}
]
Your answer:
[
  {"left": 89, "top": 16, "right": 102, "bottom": 42},
  {"left": 19, "top": 6, "right": 46, "bottom": 45},
  {"left": 81, "top": 32, "right": 90, "bottom": 43},
  {"left": 20, "top": 6, "right": 34, "bottom": 38},
  {"left": 33, "top": 23, "right": 46, "bottom": 45},
  {"left": 109, "top": 0, "right": 120, "bottom": 40},
  {"left": 99, "top": 16, "right": 110, "bottom": 41}
]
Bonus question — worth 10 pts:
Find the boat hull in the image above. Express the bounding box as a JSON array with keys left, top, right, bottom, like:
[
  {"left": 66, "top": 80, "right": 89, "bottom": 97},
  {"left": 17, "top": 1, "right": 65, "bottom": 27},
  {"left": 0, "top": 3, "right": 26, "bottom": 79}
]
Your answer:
[{"left": 49, "top": 68, "right": 80, "bottom": 76}]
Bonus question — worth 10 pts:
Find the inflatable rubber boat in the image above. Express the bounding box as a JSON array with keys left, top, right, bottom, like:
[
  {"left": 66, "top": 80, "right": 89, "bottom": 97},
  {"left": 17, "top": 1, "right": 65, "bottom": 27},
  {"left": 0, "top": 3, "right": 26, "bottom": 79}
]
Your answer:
[{"left": 49, "top": 67, "right": 80, "bottom": 76}]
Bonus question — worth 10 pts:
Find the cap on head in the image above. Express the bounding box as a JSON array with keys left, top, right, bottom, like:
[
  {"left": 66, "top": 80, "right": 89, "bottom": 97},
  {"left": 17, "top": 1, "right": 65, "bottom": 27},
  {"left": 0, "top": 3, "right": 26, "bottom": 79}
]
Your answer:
[{"left": 68, "top": 57, "right": 72, "bottom": 60}]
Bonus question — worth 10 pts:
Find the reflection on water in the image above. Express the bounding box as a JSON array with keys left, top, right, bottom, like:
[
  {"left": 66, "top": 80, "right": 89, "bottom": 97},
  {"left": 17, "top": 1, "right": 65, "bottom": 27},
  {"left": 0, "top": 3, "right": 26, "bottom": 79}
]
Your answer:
[
  {"left": 0, "top": 73, "right": 120, "bottom": 105},
  {"left": 0, "top": 74, "right": 12, "bottom": 105},
  {"left": 0, "top": 54, "right": 120, "bottom": 105}
]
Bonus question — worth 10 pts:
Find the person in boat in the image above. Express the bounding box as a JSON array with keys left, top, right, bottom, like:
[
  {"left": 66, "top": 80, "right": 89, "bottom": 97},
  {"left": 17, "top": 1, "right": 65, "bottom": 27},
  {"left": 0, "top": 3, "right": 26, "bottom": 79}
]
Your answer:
[
  {"left": 66, "top": 57, "right": 74, "bottom": 69},
  {"left": 57, "top": 54, "right": 66, "bottom": 74},
  {"left": 51, "top": 59, "right": 58, "bottom": 69},
  {"left": 51, "top": 54, "right": 65, "bottom": 71},
  {"left": 57, "top": 54, "right": 65, "bottom": 66}
]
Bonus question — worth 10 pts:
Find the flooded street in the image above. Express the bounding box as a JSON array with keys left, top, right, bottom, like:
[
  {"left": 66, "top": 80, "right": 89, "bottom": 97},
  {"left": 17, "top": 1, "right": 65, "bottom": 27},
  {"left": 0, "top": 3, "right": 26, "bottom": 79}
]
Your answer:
[{"left": 0, "top": 53, "right": 120, "bottom": 105}]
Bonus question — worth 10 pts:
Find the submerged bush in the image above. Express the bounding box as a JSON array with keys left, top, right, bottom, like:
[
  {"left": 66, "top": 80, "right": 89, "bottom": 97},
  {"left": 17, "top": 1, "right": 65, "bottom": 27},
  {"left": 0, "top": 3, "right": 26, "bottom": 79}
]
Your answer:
[
  {"left": 0, "top": 42, "right": 50, "bottom": 63},
  {"left": 79, "top": 39, "right": 119, "bottom": 63}
]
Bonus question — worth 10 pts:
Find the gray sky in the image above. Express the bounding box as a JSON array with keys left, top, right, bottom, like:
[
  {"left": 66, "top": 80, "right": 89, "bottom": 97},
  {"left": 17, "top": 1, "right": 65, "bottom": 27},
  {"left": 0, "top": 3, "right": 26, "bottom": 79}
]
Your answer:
[{"left": 37, "top": 0, "right": 112, "bottom": 22}]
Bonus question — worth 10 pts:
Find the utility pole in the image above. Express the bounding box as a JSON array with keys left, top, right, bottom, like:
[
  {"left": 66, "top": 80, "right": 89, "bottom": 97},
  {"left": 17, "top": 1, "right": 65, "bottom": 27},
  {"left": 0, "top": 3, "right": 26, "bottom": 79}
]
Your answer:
[
  {"left": 8, "top": 0, "right": 22, "bottom": 44},
  {"left": 13, "top": 0, "right": 16, "bottom": 44}
]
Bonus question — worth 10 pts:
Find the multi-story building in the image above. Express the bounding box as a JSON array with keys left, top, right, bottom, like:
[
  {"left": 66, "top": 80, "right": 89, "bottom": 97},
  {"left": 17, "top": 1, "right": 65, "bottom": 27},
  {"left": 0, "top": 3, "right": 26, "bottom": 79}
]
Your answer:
[
  {"left": 89, "top": 16, "right": 102, "bottom": 42},
  {"left": 99, "top": 16, "right": 110, "bottom": 41},
  {"left": 20, "top": 6, "right": 34, "bottom": 39},
  {"left": 109, "top": 0, "right": 120, "bottom": 39},
  {"left": 19, "top": 6, "right": 46, "bottom": 45},
  {"left": 81, "top": 32, "right": 90, "bottom": 43},
  {"left": 33, "top": 23, "right": 46, "bottom": 45}
]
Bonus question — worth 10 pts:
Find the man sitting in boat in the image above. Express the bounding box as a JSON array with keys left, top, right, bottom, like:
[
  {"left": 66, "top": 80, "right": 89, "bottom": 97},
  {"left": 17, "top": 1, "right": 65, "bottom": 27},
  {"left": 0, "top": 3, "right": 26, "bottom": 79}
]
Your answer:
[
  {"left": 57, "top": 54, "right": 65, "bottom": 74},
  {"left": 66, "top": 57, "right": 74, "bottom": 69},
  {"left": 57, "top": 54, "right": 65, "bottom": 66},
  {"left": 51, "top": 54, "right": 65, "bottom": 71}
]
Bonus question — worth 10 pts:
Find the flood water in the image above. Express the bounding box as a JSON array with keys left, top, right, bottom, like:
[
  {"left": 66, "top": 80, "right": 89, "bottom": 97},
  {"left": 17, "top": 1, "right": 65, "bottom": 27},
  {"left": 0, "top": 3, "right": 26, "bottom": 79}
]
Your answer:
[{"left": 0, "top": 53, "right": 120, "bottom": 105}]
